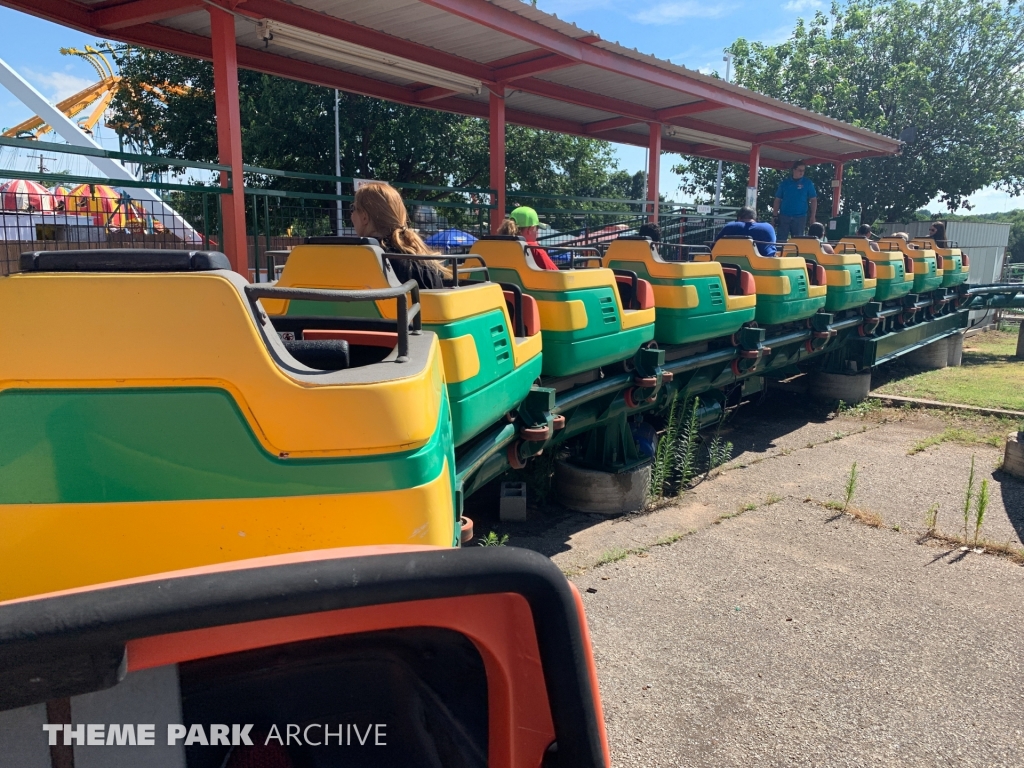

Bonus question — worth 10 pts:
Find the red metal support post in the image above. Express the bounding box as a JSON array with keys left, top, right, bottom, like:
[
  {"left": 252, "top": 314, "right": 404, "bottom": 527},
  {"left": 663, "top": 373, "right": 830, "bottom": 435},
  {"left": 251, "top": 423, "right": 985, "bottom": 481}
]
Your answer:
[
  {"left": 647, "top": 123, "right": 661, "bottom": 223},
  {"left": 209, "top": 6, "right": 248, "bottom": 275},
  {"left": 832, "top": 162, "right": 843, "bottom": 218},
  {"left": 489, "top": 87, "right": 506, "bottom": 233},
  {"left": 746, "top": 144, "right": 761, "bottom": 210}
]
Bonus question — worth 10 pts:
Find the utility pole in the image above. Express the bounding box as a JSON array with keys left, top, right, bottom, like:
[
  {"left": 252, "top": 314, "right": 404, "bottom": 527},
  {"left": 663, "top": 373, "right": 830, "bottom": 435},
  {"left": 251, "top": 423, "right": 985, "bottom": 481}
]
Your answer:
[
  {"left": 714, "top": 52, "right": 733, "bottom": 208},
  {"left": 29, "top": 153, "right": 54, "bottom": 174},
  {"left": 334, "top": 89, "right": 343, "bottom": 235}
]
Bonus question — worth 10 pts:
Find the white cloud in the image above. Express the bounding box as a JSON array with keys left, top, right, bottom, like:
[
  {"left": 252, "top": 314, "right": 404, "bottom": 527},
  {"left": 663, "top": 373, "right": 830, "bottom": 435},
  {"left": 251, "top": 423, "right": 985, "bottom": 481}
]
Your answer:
[
  {"left": 21, "top": 68, "right": 94, "bottom": 104},
  {"left": 631, "top": 2, "right": 727, "bottom": 24},
  {"left": 782, "top": 0, "right": 821, "bottom": 11}
]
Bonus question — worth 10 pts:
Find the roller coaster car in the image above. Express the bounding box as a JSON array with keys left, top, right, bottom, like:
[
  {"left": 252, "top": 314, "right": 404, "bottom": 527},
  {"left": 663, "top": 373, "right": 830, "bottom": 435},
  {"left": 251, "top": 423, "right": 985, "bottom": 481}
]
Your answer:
[
  {"left": 0, "top": 546, "right": 610, "bottom": 768},
  {"left": 788, "top": 236, "right": 877, "bottom": 312},
  {"left": 911, "top": 237, "right": 970, "bottom": 288},
  {"left": 261, "top": 237, "right": 542, "bottom": 447},
  {"left": 877, "top": 237, "right": 942, "bottom": 294},
  {"left": 602, "top": 236, "right": 756, "bottom": 345},
  {"left": 0, "top": 250, "right": 458, "bottom": 603},
  {"left": 470, "top": 236, "right": 655, "bottom": 377},
  {"left": 705, "top": 237, "right": 827, "bottom": 326},
  {"left": 838, "top": 237, "right": 914, "bottom": 302}
]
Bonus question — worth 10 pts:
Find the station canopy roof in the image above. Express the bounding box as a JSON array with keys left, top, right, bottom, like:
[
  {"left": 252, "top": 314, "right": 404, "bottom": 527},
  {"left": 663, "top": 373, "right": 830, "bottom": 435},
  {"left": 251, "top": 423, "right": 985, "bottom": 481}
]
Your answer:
[{"left": 12, "top": 0, "right": 902, "bottom": 167}]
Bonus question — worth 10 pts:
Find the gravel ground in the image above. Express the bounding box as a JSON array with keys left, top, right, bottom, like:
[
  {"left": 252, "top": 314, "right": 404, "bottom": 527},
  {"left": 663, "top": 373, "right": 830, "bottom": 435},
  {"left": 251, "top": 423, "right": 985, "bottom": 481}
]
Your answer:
[{"left": 493, "top": 394, "right": 1024, "bottom": 767}]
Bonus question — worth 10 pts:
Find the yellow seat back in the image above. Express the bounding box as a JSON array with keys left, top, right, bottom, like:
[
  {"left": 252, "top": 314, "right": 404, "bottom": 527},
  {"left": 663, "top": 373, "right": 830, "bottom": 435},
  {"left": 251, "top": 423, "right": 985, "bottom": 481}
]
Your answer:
[
  {"left": 604, "top": 238, "right": 728, "bottom": 280},
  {"left": 912, "top": 237, "right": 962, "bottom": 257},
  {"left": 712, "top": 237, "right": 807, "bottom": 271},
  {"left": 470, "top": 238, "right": 617, "bottom": 291},
  {"left": 788, "top": 236, "right": 862, "bottom": 266}
]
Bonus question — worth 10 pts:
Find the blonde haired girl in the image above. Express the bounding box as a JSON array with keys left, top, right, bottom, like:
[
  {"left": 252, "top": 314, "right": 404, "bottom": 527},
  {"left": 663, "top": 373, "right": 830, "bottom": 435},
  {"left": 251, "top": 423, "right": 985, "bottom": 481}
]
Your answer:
[{"left": 351, "top": 181, "right": 450, "bottom": 288}]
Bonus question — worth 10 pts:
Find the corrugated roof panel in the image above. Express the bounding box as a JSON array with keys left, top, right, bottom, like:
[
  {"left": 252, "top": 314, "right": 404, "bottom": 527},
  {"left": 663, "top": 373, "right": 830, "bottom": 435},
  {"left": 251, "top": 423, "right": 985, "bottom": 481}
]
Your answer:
[
  {"left": 505, "top": 93, "right": 618, "bottom": 125},
  {"left": 538, "top": 68, "right": 687, "bottom": 111}
]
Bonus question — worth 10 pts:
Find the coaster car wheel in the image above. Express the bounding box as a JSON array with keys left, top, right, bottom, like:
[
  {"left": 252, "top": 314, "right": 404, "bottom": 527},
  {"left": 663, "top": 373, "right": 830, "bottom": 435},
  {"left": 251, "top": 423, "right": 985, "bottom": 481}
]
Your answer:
[{"left": 507, "top": 441, "right": 528, "bottom": 470}]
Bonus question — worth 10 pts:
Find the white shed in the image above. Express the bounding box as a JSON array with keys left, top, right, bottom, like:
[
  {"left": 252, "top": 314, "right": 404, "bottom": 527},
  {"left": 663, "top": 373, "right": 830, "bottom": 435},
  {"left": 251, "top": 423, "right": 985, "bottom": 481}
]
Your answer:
[{"left": 879, "top": 221, "right": 1010, "bottom": 326}]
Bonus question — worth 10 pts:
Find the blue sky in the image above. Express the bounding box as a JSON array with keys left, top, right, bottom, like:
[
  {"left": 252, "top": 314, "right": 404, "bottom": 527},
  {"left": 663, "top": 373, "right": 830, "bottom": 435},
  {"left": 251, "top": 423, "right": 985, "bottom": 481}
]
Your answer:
[{"left": 1, "top": 3, "right": 1022, "bottom": 213}]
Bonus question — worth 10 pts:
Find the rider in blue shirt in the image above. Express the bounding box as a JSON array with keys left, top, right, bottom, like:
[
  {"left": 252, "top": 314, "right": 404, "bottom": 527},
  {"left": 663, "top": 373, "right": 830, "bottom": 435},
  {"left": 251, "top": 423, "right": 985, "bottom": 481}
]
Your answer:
[
  {"left": 772, "top": 160, "right": 817, "bottom": 239},
  {"left": 715, "top": 206, "right": 777, "bottom": 256}
]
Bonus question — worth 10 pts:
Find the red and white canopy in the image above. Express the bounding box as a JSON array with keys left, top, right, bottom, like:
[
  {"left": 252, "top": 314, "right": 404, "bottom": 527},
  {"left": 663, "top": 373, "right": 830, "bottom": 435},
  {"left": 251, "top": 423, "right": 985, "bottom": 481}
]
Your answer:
[{"left": 0, "top": 180, "right": 55, "bottom": 213}]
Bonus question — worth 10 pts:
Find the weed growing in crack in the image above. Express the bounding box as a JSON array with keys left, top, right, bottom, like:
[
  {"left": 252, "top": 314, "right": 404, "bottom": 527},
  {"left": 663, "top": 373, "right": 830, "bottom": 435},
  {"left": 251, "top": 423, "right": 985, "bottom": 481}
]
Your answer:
[
  {"left": 925, "top": 503, "right": 939, "bottom": 533},
  {"left": 478, "top": 531, "right": 509, "bottom": 547},
  {"left": 974, "top": 479, "right": 990, "bottom": 549},
  {"left": 963, "top": 456, "right": 976, "bottom": 540},
  {"left": 649, "top": 395, "right": 706, "bottom": 501},
  {"left": 649, "top": 395, "right": 679, "bottom": 502},
  {"left": 596, "top": 548, "right": 629, "bottom": 566},
  {"left": 765, "top": 494, "right": 783, "bottom": 506},
  {"left": 844, "top": 462, "right": 858, "bottom": 511}
]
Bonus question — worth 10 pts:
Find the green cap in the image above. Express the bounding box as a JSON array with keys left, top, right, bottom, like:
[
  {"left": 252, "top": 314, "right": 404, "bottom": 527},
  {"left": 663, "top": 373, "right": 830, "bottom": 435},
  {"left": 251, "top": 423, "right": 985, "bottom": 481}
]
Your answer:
[{"left": 509, "top": 206, "right": 540, "bottom": 228}]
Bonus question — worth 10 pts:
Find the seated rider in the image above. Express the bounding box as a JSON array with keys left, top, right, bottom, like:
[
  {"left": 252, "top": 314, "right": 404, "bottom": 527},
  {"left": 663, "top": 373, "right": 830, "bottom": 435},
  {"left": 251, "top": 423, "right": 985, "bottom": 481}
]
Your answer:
[
  {"left": 928, "top": 221, "right": 949, "bottom": 248},
  {"left": 637, "top": 222, "right": 662, "bottom": 243},
  {"left": 856, "top": 223, "right": 880, "bottom": 251},
  {"left": 808, "top": 222, "right": 835, "bottom": 254},
  {"left": 350, "top": 182, "right": 450, "bottom": 289},
  {"left": 715, "top": 206, "right": 777, "bottom": 256},
  {"left": 499, "top": 207, "right": 558, "bottom": 270}
]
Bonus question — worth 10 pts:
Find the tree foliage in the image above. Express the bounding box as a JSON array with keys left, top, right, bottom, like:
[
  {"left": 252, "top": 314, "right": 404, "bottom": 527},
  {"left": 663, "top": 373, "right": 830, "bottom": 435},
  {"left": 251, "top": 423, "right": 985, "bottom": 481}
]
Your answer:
[
  {"left": 108, "top": 46, "right": 640, "bottom": 199},
  {"left": 673, "top": 0, "right": 1024, "bottom": 223}
]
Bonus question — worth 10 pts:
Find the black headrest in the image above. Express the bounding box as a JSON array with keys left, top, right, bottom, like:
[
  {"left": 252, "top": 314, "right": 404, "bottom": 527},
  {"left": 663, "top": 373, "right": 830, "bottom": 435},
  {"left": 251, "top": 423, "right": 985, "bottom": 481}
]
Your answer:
[
  {"left": 305, "top": 236, "right": 380, "bottom": 246},
  {"left": 19, "top": 250, "right": 231, "bottom": 273},
  {"left": 718, "top": 235, "right": 755, "bottom": 241},
  {"left": 789, "top": 236, "right": 819, "bottom": 240},
  {"left": 616, "top": 236, "right": 653, "bottom": 242},
  {"left": 477, "top": 235, "right": 525, "bottom": 242}
]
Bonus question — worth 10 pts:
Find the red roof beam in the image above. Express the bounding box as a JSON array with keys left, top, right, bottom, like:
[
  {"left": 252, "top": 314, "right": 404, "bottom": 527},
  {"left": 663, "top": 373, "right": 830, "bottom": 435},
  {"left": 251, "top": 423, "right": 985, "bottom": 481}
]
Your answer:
[
  {"left": 91, "top": 0, "right": 204, "bottom": 30},
  {"left": 513, "top": 77, "right": 659, "bottom": 122},
  {"left": 416, "top": 0, "right": 900, "bottom": 153},
  {"left": 414, "top": 86, "right": 461, "bottom": 102},
  {"left": 656, "top": 101, "right": 724, "bottom": 119},
  {"left": 583, "top": 116, "right": 642, "bottom": 134}
]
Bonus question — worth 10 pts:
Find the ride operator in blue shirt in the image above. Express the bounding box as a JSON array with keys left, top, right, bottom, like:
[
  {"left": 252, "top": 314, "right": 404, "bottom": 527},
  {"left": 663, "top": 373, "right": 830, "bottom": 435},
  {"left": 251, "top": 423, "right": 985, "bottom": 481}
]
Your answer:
[{"left": 772, "top": 160, "right": 817, "bottom": 239}]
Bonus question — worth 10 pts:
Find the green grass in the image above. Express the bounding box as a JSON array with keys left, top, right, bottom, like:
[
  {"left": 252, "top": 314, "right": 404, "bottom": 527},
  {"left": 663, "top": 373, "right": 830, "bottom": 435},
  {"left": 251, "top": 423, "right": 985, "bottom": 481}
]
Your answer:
[
  {"left": 909, "top": 427, "right": 1004, "bottom": 455},
  {"left": 595, "top": 548, "right": 629, "bottom": 566},
  {"left": 873, "top": 330, "right": 1024, "bottom": 411}
]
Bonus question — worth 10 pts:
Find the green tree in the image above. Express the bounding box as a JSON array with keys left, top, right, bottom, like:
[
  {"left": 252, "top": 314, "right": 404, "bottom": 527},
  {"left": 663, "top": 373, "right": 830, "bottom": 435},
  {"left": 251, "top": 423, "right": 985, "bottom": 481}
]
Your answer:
[
  {"left": 673, "top": 0, "right": 1024, "bottom": 223},
  {"left": 109, "top": 45, "right": 631, "bottom": 200}
]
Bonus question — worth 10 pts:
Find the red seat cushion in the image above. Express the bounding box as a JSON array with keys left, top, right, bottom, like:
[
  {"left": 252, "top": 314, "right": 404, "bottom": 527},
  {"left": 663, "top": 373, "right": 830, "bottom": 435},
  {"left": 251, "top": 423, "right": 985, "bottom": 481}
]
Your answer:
[
  {"left": 504, "top": 290, "right": 541, "bottom": 337},
  {"left": 862, "top": 258, "right": 877, "bottom": 279},
  {"left": 635, "top": 278, "right": 655, "bottom": 310},
  {"left": 740, "top": 270, "right": 756, "bottom": 295}
]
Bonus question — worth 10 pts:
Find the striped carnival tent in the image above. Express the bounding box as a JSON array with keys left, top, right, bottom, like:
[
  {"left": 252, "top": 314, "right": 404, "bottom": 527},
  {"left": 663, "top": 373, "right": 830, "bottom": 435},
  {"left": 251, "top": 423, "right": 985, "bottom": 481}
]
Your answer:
[
  {"left": 51, "top": 184, "right": 74, "bottom": 212},
  {"left": 0, "top": 180, "right": 55, "bottom": 212},
  {"left": 65, "top": 183, "right": 145, "bottom": 228}
]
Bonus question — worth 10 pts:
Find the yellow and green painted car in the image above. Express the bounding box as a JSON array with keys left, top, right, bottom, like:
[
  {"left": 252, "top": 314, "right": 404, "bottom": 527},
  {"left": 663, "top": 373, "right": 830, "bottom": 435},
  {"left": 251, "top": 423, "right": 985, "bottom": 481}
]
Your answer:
[
  {"left": 789, "top": 237, "right": 877, "bottom": 313},
  {"left": 839, "top": 237, "right": 914, "bottom": 302},
  {"left": 0, "top": 250, "right": 457, "bottom": 601},
  {"left": 912, "top": 237, "right": 970, "bottom": 289},
  {"left": 470, "top": 236, "right": 655, "bottom": 377},
  {"left": 879, "top": 237, "right": 942, "bottom": 294},
  {"left": 707, "top": 237, "right": 827, "bottom": 326},
  {"left": 262, "top": 238, "right": 542, "bottom": 446},
  {"left": 603, "top": 236, "right": 756, "bottom": 345}
]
